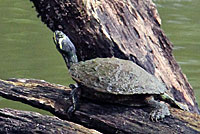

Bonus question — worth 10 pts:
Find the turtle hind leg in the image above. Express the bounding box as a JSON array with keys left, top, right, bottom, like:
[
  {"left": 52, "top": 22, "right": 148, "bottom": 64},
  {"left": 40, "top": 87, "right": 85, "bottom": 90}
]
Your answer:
[
  {"left": 145, "top": 96, "right": 170, "bottom": 122},
  {"left": 160, "top": 93, "right": 189, "bottom": 111},
  {"left": 67, "top": 84, "right": 81, "bottom": 118}
]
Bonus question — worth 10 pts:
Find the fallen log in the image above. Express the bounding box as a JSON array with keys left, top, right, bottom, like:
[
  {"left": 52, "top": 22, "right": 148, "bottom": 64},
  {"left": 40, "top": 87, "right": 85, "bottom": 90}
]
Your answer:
[
  {"left": 29, "top": 0, "right": 199, "bottom": 113},
  {"left": 0, "top": 78, "right": 199, "bottom": 134},
  {"left": 0, "top": 108, "right": 101, "bottom": 134}
]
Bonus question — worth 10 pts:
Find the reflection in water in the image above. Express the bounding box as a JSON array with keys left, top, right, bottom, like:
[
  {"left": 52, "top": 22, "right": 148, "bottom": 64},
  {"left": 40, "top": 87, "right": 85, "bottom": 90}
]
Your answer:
[{"left": 0, "top": 0, "right": 199, "bottom": 114}]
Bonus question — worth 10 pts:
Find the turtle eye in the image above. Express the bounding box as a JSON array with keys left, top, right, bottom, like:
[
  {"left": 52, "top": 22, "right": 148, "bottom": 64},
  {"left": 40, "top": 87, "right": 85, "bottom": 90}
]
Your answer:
[{"left": 58, "top": 35, "right": 63, "bottom": 38}]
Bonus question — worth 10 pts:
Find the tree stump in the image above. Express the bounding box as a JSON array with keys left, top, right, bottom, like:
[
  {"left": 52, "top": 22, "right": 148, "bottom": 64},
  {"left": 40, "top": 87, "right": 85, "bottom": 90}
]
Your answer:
[{"left": 29, "top": 0, "right": 199, "bottom": 113}]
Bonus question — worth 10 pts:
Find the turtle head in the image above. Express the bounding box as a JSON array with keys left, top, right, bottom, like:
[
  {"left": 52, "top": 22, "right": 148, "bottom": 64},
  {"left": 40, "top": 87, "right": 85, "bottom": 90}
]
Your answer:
[{"left": 53, "top": 30, "right": 78, "bottom": 68}]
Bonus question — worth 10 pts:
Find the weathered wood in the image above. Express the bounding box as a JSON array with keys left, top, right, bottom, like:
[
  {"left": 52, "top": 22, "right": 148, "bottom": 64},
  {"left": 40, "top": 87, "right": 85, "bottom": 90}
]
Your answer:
[
  {"left": 0, "top": 108, "right": 101, "bottom": 134},
  {"left": 0, "top": 78, "right": 199, "bottom": 134},
  {"left": 29, "top": 0, "right": 199, "bottom": 113}
]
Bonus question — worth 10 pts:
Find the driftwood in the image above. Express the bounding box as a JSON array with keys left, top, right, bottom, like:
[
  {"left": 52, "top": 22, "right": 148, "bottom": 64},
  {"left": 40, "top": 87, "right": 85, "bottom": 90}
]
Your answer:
[
  {"left": 0, "top": 108, "right": 101, "bottom": 134},
  {"left": 29, "top": 0, "right": 199, "bottom": 113},
  {"left": 0, "top": 78, "right": 199, "bottom": 134}
]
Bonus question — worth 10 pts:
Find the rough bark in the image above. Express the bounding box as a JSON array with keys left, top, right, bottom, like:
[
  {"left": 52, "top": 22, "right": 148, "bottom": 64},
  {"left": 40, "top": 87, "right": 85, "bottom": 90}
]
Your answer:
[
  {"left": 0, "top": 78, "right": 199, "bottom": 134},
  {"left": 29, "top": 0, "right": 199, "bottom": 113},
  {"left": 0, "top": 108, "right": 101, "bottom": 134}
]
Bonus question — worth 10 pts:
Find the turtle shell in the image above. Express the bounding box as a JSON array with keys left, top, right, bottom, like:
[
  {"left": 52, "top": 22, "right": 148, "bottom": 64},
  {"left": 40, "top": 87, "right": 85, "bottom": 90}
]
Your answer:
[{"left": 69, "top": 57, "right": 166, "bottom": 95}]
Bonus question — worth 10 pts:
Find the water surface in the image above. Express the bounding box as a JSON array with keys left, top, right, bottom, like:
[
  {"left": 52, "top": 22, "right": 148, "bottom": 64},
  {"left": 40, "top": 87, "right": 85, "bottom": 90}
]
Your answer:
[
  {"left": 0, "top": 0, "right": 73, "bottom": 115},
  {"left": 154, "top": 0, "right": 200, "bottom": 104}
]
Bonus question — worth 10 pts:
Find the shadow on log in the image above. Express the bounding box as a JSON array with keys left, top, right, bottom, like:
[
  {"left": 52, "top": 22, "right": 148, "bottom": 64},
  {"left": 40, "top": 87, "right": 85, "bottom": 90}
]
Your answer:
[
  {"left": 29, "top": 0, "right": 199, "bottom": 113},
  {"left": 0, "top": 78, "right": 199, "bottom": 134}
]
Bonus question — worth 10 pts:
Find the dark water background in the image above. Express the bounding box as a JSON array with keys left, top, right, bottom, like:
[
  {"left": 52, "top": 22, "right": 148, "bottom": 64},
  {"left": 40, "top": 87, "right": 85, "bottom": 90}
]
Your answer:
[{"left": 0, "top": 0, "right": 199, "bottom": 115}]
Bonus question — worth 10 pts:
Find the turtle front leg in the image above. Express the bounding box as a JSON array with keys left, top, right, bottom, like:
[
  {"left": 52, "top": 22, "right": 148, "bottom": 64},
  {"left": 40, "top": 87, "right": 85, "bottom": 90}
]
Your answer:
[
  {"left": 145, "top": 96, "right": 170, "bottom": 121},
  {"left": 67, "top": 84, "right": 81, "bottom": 117}
]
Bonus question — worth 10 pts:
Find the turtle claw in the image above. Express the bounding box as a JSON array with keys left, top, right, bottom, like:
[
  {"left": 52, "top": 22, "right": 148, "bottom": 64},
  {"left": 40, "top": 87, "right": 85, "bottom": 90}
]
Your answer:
[
  {"left": 150, "top": 104, "right": 170, "bottom": 122},
  {"left": 145, "top": 96, "right": 170, "bottom": 121},
  {"left": 67, "top": 105, "right": 75, "bottom": 119},
  {"left": 67, "top": 84, "right": 80, "bottom": 118},
  {"left": 150, "top": 109, "right": 166, "bottom": 121}
]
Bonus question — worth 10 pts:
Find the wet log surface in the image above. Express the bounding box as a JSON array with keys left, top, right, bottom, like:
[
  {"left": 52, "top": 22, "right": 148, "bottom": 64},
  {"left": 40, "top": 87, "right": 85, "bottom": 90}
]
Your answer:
[
  {"left": 0, "top": 78, "right": 199, "bottom": 134},
  {"left": 29, "top": 0, "right": 199, "bottom": 113}
]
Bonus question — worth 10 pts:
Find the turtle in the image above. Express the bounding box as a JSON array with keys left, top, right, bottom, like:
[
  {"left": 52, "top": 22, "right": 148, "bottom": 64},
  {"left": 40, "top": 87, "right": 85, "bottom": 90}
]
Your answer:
[{"left": 53, "top": 30, "right": 188, "bottom": 121}]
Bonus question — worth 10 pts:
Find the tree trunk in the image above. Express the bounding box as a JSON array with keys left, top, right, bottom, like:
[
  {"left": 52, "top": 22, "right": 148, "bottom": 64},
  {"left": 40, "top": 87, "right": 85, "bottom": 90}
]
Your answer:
[
  {"left": 29, "top": 0, "right": 199, "bottom": 113},
  {"left": 0, "top": 78, "right": 199, "bottom": 134}
]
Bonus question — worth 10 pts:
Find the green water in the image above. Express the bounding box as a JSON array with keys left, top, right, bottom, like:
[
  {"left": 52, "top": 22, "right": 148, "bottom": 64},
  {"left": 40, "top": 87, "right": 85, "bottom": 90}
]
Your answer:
[
  {"left": 0, "top": 0, "right": 199, "bottom": 114},
  {"left": 155, "top": 0, "right": 200, "bottom": 104},
  {"left": 0, "top": 0, "right": 73, "bottom": 115}
]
